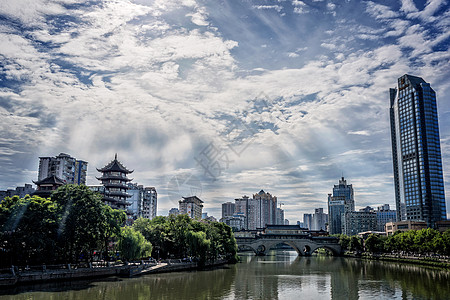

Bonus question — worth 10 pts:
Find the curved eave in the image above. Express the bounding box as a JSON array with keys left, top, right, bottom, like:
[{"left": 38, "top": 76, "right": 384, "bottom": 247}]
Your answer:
[{"left": 96, "top": 176, "right": 133, "bottom": 182}]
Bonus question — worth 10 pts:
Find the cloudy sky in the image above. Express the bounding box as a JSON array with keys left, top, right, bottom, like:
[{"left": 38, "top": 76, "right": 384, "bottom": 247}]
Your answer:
[{"left": 0, "top": 0, "right": 449, "bottom": 222}]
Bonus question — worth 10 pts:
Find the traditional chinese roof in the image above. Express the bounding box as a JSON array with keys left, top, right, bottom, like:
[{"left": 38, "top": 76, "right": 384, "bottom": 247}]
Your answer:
[
  {"left": 96, "top": 154, "right": 133, "bottom": 174},
  {"left": 33, "top": 175, "right": 66, "bottom": 185}
]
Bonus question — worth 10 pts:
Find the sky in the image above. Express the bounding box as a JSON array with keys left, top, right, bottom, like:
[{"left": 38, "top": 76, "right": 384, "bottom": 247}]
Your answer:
[{"left": 0, "top": 0, "right": 449, "bottom": 222}]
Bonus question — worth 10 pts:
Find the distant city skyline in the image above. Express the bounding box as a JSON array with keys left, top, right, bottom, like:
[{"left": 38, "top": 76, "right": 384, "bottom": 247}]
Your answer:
[{"left": 0, "top": 1, "right": 449, "bottom": 222}]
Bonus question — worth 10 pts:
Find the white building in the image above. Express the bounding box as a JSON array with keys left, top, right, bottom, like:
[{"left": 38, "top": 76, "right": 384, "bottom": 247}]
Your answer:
[
  {"left": 179, "top": 196, "right": 204, "bottom": 219},
  {"left": 313, "top": 208, "right": 328, "bottom": 231},
  {"left": 143, "top": 187, "right": 157, "bottom": 219},
  {"left": 38, "top": 153, "right": 87, "bottom": 185}
]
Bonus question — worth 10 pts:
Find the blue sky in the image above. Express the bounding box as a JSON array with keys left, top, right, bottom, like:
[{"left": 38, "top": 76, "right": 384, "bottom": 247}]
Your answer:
[{"left": 0, "top": 0, "right": 449, "bottom": 222}]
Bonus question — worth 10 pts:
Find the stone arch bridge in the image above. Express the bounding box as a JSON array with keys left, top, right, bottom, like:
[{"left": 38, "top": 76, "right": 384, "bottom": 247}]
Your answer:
[{"left": 236, "top": 234, "right": 342, "bottom": 256}]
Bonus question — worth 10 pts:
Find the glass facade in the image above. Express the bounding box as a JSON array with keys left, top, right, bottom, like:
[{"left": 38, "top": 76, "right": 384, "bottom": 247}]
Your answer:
[
  {"left": 390, "top": 74, "right": 446, "bottom": 227},
  {"left": 327, "top": 177, "right": 355, "bottom": 234}
]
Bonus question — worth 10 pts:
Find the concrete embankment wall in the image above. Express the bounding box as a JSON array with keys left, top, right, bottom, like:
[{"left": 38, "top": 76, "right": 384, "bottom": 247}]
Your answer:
[{"left": 0, "top": 259, "right": 229, "bottom": 287}]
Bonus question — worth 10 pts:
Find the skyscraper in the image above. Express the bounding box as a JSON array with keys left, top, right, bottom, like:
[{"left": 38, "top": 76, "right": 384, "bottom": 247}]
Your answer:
[
  {"left": 390, "top": 74, "right": 446, "bottom": 227},
  {"left": 327, "top": 177, "right": 355, "bottom": 234}
]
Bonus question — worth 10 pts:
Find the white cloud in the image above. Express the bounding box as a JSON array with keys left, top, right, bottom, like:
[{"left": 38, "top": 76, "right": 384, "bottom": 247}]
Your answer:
[
  {"left": 400, "top": 0, "right": 419, "bottom": 13},
  {"left": 347, "top": 130, "right": 371, "bottom": 136},
  {"left": 252, "top": 5, "right": 283, "bottom": 13},
  {"left": 365, "top": 1, "right": 399, "bottom": 19}
]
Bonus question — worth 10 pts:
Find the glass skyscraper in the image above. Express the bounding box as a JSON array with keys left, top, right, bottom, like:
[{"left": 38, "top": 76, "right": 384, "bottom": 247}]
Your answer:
[
  {"left": 327, "top": 177, "right": 355, "bottom": 234},
  {"left": 390, "top": 74, "right": 446, "bottom": 227}
]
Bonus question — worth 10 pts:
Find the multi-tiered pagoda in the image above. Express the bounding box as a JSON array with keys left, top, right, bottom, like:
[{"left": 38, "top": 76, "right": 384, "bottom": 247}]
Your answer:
[{"left": 96, "top": 154, "right": 133, "bottom": 210}]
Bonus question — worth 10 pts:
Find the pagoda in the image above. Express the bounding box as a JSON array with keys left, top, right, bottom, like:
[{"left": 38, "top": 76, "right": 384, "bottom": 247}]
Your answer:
[
  {"left": 96, "top": 154, "right": 133, "bottom": 210},
  {"left": 33, "top": 175, "right": 65, "bottom": 198}
]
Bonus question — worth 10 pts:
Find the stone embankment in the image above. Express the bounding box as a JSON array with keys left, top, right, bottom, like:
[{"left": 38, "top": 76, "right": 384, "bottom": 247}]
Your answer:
[
  {"left": 0, "top": 259, "right": 229, "bottom": 287},
  {"left": 344, "top": 252, "right": 450, "bottom": 268}
]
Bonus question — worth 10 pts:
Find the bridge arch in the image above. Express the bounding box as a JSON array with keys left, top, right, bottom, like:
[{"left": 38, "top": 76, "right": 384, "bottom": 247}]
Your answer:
[
  {"left": 309, "top": 245, "right": 340, "bottom": 256},
  {"left": 260, "top": 241, "right": 303, "bottom": 255},
  {"left": 237, "top": 244, "right": 258, "bottom": 254}
]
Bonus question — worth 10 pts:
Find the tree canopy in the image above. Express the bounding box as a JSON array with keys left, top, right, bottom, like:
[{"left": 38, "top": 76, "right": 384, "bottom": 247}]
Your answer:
[{"left": 0, "top": 185, "right": 126, "bottom": 266}]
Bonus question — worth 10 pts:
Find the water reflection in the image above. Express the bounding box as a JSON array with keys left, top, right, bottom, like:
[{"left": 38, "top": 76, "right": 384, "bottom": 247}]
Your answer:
[{"left": 1, "top": 251, "right": 449, "bottom": 300}]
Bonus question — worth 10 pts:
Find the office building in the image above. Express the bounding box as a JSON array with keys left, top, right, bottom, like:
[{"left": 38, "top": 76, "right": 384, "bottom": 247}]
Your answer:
[
  {"left": 376, "top": 204, "right": 396, "bottom": 232},
  {"left": 343, "top": 211, "right": 377, "bottom": 236},
  {"left": 96, "top": 154, "right": 133, "bottom": 210},
  {"left": 327, "top": 177, "right": 355, "bottom": 234},
  {"left": 38, "top": 153, "right": 87, "bottom": 185},
  {"left": 179, "top": 196, "right": 204, "bottom": 219},
  {"left": 390, "top": 74, "right": 446, "bottom": 227},
  {"left": 385, "top": 220, "right": 427, "bottom": 236}
]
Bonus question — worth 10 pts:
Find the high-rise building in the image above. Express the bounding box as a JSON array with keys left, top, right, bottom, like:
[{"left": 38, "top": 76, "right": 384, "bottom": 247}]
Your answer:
[
  {"left": 276, "top": 207, "right": 285, "bottom": 225},
  {"left": 327, "top": 177, "right": 355, "bottom": 234},
  {"left": 222, "top": 202, "right": 235, "bottom": 219},
  {"left": 127, "top": 183, "right": 144, "bottom": 219},
  {"left": 179, "top": 196, "right": 203, "bottom": 219},
  {"left": 96, "top": 154, "right": 133, "bottom": 210},
  {"left": 235, "top": 196, "right": 249, "bottom": 229},
  {"left": 38, "top": 153, "right": 87, "bottom": 185},
  {"left": 313, "top": 208, "right": 328, "bottom": 231},
  {"left": 303, "top": 213, "right": 312, "bottom": 230},
  {"left": 143, "top": 187, "right": 157, "bottom": 219},
  {"left": 247, "top": 190, "right": 277, "bottom": 230},
  {"left": 390, "top": 74, "right": 446, "bottom": 227}
]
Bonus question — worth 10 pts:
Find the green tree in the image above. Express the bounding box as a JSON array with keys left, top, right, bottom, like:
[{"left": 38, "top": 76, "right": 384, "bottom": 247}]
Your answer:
[
  {"left": 118, "top": 227, "right": 152, "bottom": 261},
  {"left": 0, "top": 195, "right": 58, "bottom": 265},
  {"left": 337, "top": 234, "right": 351, "bottom": 251},
  {"left": 51, "top": 184, "right": 121, "bottom": 263},
  {"left": 349, "top": 236, "right": 363, "bottom": 253},
  {"left": 186, "top": 231, "right": 210, "bottom": 265},
  {"left": 364, "top": 234, "right": 385, "bottom": 253}
]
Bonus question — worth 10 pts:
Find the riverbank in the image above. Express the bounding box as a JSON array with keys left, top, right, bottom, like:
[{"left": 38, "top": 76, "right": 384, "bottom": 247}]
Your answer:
[
  {"left": 0, "top": 259, "right": 230, "bottom": 288},
  {"left": 343, "top": 252, "right": 450, "bottom": 269}
]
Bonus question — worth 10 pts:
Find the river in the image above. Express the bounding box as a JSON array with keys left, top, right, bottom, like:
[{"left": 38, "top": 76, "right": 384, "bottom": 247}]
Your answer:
[{"left": 1, "top": 250, "right": 449, "bottom": 299}]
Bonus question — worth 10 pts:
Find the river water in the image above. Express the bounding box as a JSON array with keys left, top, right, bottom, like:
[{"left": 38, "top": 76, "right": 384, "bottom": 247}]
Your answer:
[{"left": 1, "top": 250, "right": 449, "bottom": 299}]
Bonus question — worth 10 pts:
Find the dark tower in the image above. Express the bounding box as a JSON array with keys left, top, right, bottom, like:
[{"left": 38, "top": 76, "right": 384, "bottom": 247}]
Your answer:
[{"left": 390, "top": 74, "right": 446, "bottom": 227}]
